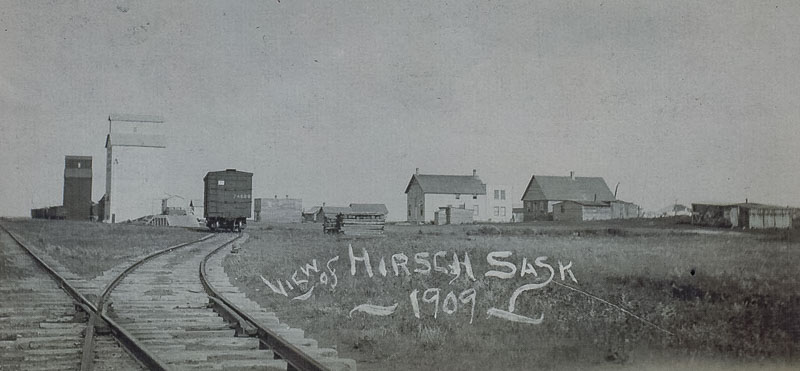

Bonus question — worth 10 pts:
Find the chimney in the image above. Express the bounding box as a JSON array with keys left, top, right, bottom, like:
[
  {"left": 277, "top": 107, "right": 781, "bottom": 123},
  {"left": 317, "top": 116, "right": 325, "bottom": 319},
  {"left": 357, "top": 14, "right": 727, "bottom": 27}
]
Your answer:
[
  {"left": 415, "top": 168, "right": 419, "bottom": 175},
  {"left": 285, "top": 195, "right": 288, "bottom": 198},
  {"left": 274, "top": 195, "right": 277, "bottom": 199},
  {"left": 473, "top": 169, "right": 477, "bottom": 177},
  {"left": 323, "top": 202, "right": 326, "bottom": 207},
  {"left": 570, "top": 171, "right": 575, "bottom": 180}
]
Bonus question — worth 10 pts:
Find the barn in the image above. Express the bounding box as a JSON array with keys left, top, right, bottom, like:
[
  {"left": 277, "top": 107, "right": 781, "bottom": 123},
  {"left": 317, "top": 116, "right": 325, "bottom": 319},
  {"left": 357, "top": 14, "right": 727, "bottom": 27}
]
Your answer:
[
  {"left": 521, "top": 172, "right": 616, "bottom": 221},
  {"left": 692, "top": 202, "right": 793, "bottom": 229}
]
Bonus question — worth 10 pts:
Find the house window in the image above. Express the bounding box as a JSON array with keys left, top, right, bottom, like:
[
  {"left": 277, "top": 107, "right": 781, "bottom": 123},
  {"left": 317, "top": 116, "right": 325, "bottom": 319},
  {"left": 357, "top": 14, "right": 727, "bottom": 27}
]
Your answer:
[
  {"left": 560, "top": 204, "right": 565, "bottom": 213},
  {"left": 494, "top": 190, "right": 500, "bottom": 200},
  {"left": 500, "top": 190, "right": 506, "bottom": 200},
  {"left": 473, "top": 205, "right": 479, "bottom": 215},
  {"left": 455, "top": 194, "right": 460, "bottom": 200},
  {"left": 501, "top": 207, "right": 506, "bottom": 216},
  {"left": 473, "top": 194, "right": 477, "bottom": 200},
  {"left": 494, "top": 206, "right": 500, "bottom": 216}
]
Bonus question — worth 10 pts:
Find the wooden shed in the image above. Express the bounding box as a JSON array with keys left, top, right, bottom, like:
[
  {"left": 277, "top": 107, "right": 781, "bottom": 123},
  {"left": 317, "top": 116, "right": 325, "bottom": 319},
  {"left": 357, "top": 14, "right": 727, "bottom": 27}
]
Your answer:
[{"left": 302, "top": 206, "right": 322, "bottom": 223}]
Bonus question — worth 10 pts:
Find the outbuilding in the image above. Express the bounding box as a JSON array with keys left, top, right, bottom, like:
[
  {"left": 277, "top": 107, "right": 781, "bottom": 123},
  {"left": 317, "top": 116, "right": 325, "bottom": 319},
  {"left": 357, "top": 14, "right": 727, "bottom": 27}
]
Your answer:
[
  {"left": 692, "top": 202, "right": 793, "bottom": 229},
  {"left": 552, "top": 201, "right": 612, "bottom": 222}
]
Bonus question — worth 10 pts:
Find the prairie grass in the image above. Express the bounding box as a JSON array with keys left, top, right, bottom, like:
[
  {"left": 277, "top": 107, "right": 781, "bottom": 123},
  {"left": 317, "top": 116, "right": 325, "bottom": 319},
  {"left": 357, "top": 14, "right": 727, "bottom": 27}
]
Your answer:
[
  {"left": 223, "top": 221, "right": 799, "bottom": 369},
  {"left": 1, "top": 218, "right": 205, "bottom": 279}
]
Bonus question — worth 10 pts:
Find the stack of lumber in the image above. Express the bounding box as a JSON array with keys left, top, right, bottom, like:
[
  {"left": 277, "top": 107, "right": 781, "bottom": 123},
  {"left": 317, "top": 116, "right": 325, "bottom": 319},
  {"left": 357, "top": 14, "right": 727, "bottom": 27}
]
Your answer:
[
  {"left": 337, "top": 213, "right": 385, "bottom": 236},
  {"left": 323, "top": 214, "right": 340, "bottom": 234}
]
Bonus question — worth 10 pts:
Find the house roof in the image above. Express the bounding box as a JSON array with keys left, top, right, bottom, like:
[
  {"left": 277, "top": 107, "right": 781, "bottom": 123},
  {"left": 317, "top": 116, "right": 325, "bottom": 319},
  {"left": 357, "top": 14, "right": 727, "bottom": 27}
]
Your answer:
[
  {"left": 303, "top": 206, "right": 321, "bottom": 215},
  {"left": 521, "top": 175, "right": 615, "bottom": 202},
  {"left": 320, "top": 206, "right": 353, "bottom": 216},
  {"left": 350, "top": 203, "right": 389, "bottom": 215},
  {"left": 404, "top": 174, "right": 486, "bottom": 195}
]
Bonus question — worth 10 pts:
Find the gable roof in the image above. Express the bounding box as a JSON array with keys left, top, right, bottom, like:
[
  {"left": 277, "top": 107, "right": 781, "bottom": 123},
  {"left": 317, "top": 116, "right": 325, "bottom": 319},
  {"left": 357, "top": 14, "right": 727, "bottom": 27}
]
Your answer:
[
  {"left": 350, "top": 203, "right": 389, "bottom": 215},
  {"left": 303, "top": 206, "right": 321, "bottom": 215},
  {"left": 521, "top": 175, "right": 615, "bottom": 202},
  {"left": 404, "top": 174, "right": 486, "bottom": 195},
  {"left": 320, "top": 206, "right": 353, "bottom": 216}
]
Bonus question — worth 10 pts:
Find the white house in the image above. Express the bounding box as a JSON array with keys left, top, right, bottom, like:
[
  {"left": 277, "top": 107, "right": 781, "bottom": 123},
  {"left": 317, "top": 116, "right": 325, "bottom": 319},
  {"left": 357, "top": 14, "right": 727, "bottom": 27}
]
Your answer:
[{"left": 405, "top": 169, "right": 513, "bottom": 223}]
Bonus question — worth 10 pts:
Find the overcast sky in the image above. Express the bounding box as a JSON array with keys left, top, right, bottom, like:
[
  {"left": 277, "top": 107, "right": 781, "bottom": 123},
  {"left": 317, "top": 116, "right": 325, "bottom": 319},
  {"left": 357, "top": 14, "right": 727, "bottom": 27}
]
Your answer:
[{"left": 2, "top": 1, "right": 799, "bottom": 219}]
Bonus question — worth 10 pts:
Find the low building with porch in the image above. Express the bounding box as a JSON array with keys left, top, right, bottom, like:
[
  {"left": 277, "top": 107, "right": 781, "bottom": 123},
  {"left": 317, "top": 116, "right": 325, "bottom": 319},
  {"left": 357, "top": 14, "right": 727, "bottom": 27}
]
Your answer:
[{"left": 692, "top": 202, "right": 793, "bottom": 229}]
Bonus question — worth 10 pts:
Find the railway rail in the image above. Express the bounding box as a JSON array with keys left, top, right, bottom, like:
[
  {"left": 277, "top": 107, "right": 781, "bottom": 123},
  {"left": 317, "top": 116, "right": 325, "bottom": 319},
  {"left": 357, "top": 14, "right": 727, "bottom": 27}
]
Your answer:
[{"left": 0, "top": 222, "right": 355, "bottom": 371}]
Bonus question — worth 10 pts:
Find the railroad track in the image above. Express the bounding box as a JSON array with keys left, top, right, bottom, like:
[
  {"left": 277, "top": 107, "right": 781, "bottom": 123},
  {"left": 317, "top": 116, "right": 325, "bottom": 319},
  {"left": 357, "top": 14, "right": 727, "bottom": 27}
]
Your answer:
[
  {"left": 0, "top": 227, "right": 87, "bottom": 370},
  {"left": 0, "top": 223, "right": 355, "bottom": 371}
]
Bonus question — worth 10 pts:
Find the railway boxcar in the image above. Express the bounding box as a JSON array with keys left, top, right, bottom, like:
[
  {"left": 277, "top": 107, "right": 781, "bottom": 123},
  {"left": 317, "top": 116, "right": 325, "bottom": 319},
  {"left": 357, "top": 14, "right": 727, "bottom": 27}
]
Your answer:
[{"left": 203, "top": 169, "right": 253, "bottom": 231}]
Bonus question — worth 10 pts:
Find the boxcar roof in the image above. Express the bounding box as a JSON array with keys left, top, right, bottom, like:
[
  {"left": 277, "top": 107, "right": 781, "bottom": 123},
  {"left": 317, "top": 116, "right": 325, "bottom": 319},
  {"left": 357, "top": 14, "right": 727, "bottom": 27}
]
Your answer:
[{"left": 204, "top": 169, "right": 253, "bottom": 178}]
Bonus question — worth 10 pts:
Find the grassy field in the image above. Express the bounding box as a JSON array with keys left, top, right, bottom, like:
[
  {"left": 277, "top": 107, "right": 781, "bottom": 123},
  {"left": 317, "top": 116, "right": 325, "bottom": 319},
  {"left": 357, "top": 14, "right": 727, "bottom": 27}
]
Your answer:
[
  {"left": 224, "top": 220, "right": 800, "bottom": 370},
  {"left": 1, "top": 218, "right": 207, "bottom": 279}
]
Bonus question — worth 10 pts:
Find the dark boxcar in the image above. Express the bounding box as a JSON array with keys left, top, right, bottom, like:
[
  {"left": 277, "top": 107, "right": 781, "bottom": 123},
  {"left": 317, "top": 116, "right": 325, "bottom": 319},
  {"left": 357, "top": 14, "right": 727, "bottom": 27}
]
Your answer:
[{"left": 203, "top": 169, "right": 253, "bottom": 231}]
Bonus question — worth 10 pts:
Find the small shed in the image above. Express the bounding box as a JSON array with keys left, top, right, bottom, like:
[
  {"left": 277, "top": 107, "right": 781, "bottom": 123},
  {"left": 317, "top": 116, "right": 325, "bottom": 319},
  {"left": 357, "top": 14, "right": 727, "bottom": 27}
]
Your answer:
[
  {"left": 552, "top": 201, "right": 611, "bottom": 222},
  {"left": 609, "top": 200, "right": 641, "bottom": 219},
  {"left": 511, "top": 207, "right": 525, "bottom": 222},
  {"left": 434, "top": 206, "right": 474, "bottom": 225},
  {"left": 302, "top": 206, "right": 322, "bottom": 223}
]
